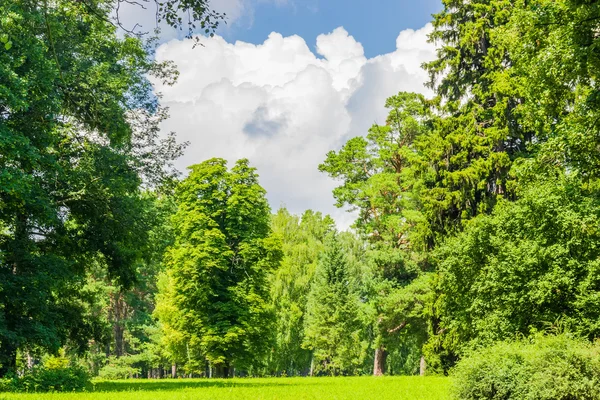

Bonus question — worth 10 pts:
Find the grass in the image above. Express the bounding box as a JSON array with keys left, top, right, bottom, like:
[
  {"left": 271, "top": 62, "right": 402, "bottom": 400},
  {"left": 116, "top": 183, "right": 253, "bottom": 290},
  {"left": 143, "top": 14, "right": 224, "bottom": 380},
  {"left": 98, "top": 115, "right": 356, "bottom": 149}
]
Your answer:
[{"left": 0, "top": 376, "right": 451, "bottom": 400}]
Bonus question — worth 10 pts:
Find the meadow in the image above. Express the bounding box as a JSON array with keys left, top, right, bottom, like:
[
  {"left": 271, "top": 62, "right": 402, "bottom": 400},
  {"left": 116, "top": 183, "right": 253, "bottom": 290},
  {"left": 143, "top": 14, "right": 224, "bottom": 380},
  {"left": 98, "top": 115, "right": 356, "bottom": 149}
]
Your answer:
[{"left": 0, "top": 376, "right": 451, "bottom": 400}]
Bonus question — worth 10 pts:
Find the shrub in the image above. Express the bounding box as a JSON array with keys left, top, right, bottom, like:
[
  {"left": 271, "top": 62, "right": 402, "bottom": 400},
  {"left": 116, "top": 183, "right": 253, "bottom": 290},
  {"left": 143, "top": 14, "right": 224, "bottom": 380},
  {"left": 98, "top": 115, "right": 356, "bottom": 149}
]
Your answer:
[
  {"left": 20, "top": 364, "right": 90, "bottom": 392},
  {"left": 0, "top": 377, "right": 19, "bottom": 392},
  {"left": 98, "top": 356, "right": 141, "bottom": 379},
  {"left": 0, "top": 364, "right": 91, "bottom": 393},
  {"left": 452, "top": 334, "right": 600, "bottom": 400}
]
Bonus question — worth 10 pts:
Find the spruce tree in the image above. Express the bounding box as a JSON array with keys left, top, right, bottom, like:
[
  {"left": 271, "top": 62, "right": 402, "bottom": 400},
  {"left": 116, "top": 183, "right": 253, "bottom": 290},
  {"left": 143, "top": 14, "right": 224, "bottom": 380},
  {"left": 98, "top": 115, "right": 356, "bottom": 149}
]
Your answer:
[{"left": 303, "top": 234, "right": 364, "bottom": 375}]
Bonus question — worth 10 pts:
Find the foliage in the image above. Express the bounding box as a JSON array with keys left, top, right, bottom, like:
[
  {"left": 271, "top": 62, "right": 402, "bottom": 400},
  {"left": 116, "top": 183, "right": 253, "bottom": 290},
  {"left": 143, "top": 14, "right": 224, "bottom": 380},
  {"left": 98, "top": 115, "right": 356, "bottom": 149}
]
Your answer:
[
  {"left": 500, "top": 0, "right": 600, "bottom": 179},
  {"left": 452, "top": 334, "right": 600, "bottom": 400},
  {"left": 435, "top": 177, "right": 600, "bottom": 361},
  {"left": 320, "top": 93, "right": 435, "bottom": 375},
  {"left": 0, "top": 364, "right": 90, "bottom": 393},
  {"left": 0, "top": 0, "right": 187, "bottom": 375},
  {"left": 157, "top": 158, "right": 283, "bottom": 376},
  {"left": 303, "top": 233, "right": 366, "bottom": 375},
  {"left": 268, "top": 209, "right": 335, "bottom": 375},
  {"left": 319, "top": 92, "right": 431, "bottom": 250},
  {"left": 98, "top": 357, "right": 141, "bottom": 380}
]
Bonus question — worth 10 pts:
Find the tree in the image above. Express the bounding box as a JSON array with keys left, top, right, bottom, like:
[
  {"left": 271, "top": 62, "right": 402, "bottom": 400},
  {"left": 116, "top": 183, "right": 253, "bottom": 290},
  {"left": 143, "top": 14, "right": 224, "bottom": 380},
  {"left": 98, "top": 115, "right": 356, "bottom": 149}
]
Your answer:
[
  {"left": 499, "top": 0, "right": 600, "bottom": 178},
  {"left": 268, "top": 209, "right": 335, "bottom": 375},
  {"left": 0, "top": 0, "right": 196, "bottom": 375},
  {"left": 436, "top": 176, "right": 600, "bottom": 362},
  {"left": 303, "top": 233, "right": 365, "bottom": 376},
  {"left": 159, "top": 158, "right": 282, "bottom": 377},
  {"left": 320, "top": 93, "right": 434, "bottom": 375}
]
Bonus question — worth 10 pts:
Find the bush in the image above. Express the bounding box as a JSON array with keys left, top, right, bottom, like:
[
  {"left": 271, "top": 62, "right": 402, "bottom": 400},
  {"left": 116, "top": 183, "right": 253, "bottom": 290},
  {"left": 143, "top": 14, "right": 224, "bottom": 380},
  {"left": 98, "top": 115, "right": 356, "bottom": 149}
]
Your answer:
[
  {"left": 98, "top": 356, "right": 141, "bottom": 379},
  {"left": 0, "top": 365, "right": 91, "bottom": 393},
  {"left": 452, "top": 334, "right": 600, "bottom": 400},
  {"left": 20, "top": 365, "right": 90, "bottom": 392}
]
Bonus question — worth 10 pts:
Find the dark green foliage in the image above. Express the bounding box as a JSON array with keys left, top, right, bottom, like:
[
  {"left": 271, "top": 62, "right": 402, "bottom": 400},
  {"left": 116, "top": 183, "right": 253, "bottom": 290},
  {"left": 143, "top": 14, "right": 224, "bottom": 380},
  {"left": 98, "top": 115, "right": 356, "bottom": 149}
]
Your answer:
[
  {"left": 452, "top": 334, "right": 600, "bottom": 400},
  {"left": 0, "top": 0, "right": 207, "bottom": 376},
  {"left": 436, "top": 177, "right": 600, "bottom": 359},
  {"left": 0, "top": 365, "right": 90, "bottom": 393},
  {"left": 0, "top": 0, "right": 160, "bottom": 374},
  {"left": 303, "top": 233, "right": 365, "bottom": 375}
]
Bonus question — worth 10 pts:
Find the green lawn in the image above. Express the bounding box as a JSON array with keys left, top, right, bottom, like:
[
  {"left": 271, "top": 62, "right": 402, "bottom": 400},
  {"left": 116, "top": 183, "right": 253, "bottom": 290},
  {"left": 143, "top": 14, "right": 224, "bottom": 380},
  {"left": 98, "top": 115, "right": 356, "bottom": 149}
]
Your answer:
[{"left": 0, "top": 376, "right": 451, "bottom": 400}]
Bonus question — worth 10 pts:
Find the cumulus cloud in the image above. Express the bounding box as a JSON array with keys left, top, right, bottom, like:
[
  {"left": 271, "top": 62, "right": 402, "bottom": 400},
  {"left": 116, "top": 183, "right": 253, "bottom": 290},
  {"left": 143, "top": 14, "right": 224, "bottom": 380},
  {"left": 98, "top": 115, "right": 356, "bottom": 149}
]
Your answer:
[{"left": 152, "top": 24, "right": 436, "bottom": 229}]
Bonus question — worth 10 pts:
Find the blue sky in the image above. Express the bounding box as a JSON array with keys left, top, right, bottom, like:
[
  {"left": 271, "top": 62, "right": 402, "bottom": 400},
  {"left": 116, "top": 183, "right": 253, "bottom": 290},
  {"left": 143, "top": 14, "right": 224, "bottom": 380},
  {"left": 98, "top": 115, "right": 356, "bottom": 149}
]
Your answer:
[{"left": 221, "top": 0, "right": 442, "bottom": 58}]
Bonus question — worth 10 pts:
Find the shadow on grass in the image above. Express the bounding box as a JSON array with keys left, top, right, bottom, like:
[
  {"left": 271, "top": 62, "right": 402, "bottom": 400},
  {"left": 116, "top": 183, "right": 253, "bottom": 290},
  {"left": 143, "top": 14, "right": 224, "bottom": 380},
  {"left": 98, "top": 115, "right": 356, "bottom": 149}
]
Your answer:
[{"left": 92, "top": 378, "right": 327, "bottom": 393}]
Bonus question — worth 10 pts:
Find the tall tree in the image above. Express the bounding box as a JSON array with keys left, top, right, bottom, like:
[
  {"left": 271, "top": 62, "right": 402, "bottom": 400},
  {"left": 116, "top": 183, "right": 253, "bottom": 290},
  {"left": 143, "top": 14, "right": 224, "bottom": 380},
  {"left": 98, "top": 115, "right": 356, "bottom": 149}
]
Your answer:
[
  {"left": 159, "top": 158, "right": 282, "bottom": 377},
  {"left": 303, "top": 233, "right": 365, "bottom": 376},
  {"left": 436, "top": 176, "right": 600, "bottom": 358},
  {"left": 268, "top": 209, "right": 335, "bottom": 375},
  {"left": 0, "top": 0, "right": 189, "bottom": 375},
  {"left": 320, "top": 93, "right": 433, "bottom": 375}
]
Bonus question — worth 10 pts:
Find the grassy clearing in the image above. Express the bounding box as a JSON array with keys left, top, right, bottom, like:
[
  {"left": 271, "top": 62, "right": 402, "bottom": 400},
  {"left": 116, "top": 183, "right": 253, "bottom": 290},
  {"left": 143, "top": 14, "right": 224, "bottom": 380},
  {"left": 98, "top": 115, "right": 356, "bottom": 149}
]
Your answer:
[{"left": 0, "top": 376, "right": 451, "bottom": 400}]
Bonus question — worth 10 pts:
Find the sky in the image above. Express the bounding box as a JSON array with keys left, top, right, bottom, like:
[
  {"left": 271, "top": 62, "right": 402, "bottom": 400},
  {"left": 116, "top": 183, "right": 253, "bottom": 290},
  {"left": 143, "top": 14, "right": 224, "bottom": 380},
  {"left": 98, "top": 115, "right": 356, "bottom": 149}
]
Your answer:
[{"left": 122, "top": 0, "right": 442, "bottom": 229}]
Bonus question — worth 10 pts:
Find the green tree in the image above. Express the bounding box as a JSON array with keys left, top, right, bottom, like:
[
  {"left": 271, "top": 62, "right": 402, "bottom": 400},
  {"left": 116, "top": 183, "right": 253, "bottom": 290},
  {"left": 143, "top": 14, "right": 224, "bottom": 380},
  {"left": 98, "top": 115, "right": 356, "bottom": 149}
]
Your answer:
[
  {"left": 0, "top": 0, "right": 176, "bottom": 374},
  {"left": 160, "top": 158, "right": 282, "bottom": 377},
  {"left": 499, "top": 0, "right": 600, "bottom": 178},
  {"left": 268, "top": 209, "right": 335, "bottom": 375},
  {"left": 320, "top": 93, "right": 434, "bottom": 375},
  {"left": 436, "top": 176, "right": 600, "bottom": 366},
  {"left": 303, "top": 233, "right": 365, "bottom": 376}
]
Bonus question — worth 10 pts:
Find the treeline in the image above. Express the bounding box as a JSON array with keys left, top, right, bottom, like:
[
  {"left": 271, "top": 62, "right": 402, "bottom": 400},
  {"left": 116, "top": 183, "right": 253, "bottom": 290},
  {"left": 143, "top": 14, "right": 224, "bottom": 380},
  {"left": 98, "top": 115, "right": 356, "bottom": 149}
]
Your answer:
[{"left": 3, "top": 0, "right": 600, "bottom": 383}]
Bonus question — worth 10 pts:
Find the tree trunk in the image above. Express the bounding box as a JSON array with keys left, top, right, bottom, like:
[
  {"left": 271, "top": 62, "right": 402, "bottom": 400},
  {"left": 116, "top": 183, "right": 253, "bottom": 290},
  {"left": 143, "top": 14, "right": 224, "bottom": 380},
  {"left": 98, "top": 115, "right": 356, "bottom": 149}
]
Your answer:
[
  {"left": 373, "top": 346, "right": 387, "bottom": 376},
  {"left": 26, "top": 351, "right": 34, "bottom": 370},
  {"left": 223, "top": 362, "right": 231, "bottom": 378},
  {"left": 309, "top": 354, "right": 314, "bottom": 377},
  {"left": 172, "top": 363, "right": 177, "bottom": 378},
  {"left": 111, "top": 291, "right": 126, "bottom": 357},
  {"left": 420, "top": 355, "right": 426, "bottom": 376}
]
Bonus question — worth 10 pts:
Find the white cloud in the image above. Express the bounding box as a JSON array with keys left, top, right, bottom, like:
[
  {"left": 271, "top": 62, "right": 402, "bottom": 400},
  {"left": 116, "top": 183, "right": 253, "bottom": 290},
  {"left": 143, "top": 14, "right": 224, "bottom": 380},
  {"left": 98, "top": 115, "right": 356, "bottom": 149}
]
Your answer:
[{"left": 152, "top": 24, "right": 436, "bottom": 230}]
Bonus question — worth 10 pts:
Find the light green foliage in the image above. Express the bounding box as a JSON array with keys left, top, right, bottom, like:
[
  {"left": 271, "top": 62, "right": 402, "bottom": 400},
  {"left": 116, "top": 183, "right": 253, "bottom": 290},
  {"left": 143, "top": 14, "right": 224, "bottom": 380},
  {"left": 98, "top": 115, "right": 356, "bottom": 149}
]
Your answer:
[
  {"left": 268, "top": 209, "right": 335, "bottom": 375},
  {"left": 98, "top": 357, "right": 141, "bottom": 380},
  {"left": 303, "top": 234, "right": 366, "bottom": 375},
  {"left": 500, "top": 0, "right": 600, "bottom": 178},
  {"left": 436, "top": 177, "right": 600, "bottom": 352},
  {"left": 158, "top": 158, "right": 282, "bottom": 375},
  {"left": 452, "top": 334, "right": 600, "bottom": 400},
  {"left": 0, "top": 376, "right": 451, "bottom": 400}
]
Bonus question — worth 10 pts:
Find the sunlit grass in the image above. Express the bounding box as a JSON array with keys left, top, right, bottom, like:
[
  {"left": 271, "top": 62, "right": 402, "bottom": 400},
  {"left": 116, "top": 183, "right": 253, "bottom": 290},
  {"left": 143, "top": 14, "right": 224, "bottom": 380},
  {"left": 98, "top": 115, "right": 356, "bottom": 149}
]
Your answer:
[{"left": 0, "top": 376, "right": 451, "bottom": 400}]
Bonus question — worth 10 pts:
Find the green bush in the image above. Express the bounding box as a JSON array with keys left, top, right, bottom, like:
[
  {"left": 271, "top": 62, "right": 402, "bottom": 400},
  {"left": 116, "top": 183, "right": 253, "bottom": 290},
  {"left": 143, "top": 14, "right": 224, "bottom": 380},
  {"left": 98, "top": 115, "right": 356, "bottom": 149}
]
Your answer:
[
  {"left": 0, "top": 365, "right": 90, "bottom": 392},
  {"left": 452, "top": 334, "right": 600, "bottom": 400},
  {"left": 0, "top": 377, "right": 18, "bottom": 392},
  {"left": 98, "top": 356, "right": 141, "bottom": 379}
]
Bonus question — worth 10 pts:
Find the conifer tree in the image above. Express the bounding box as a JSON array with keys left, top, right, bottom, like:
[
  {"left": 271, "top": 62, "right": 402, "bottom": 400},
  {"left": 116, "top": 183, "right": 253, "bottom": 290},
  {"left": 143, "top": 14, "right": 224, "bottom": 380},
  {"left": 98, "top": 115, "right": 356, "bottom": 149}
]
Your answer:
[{"left": 303, "top": 234, "right": 364, "bottom": 375}]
